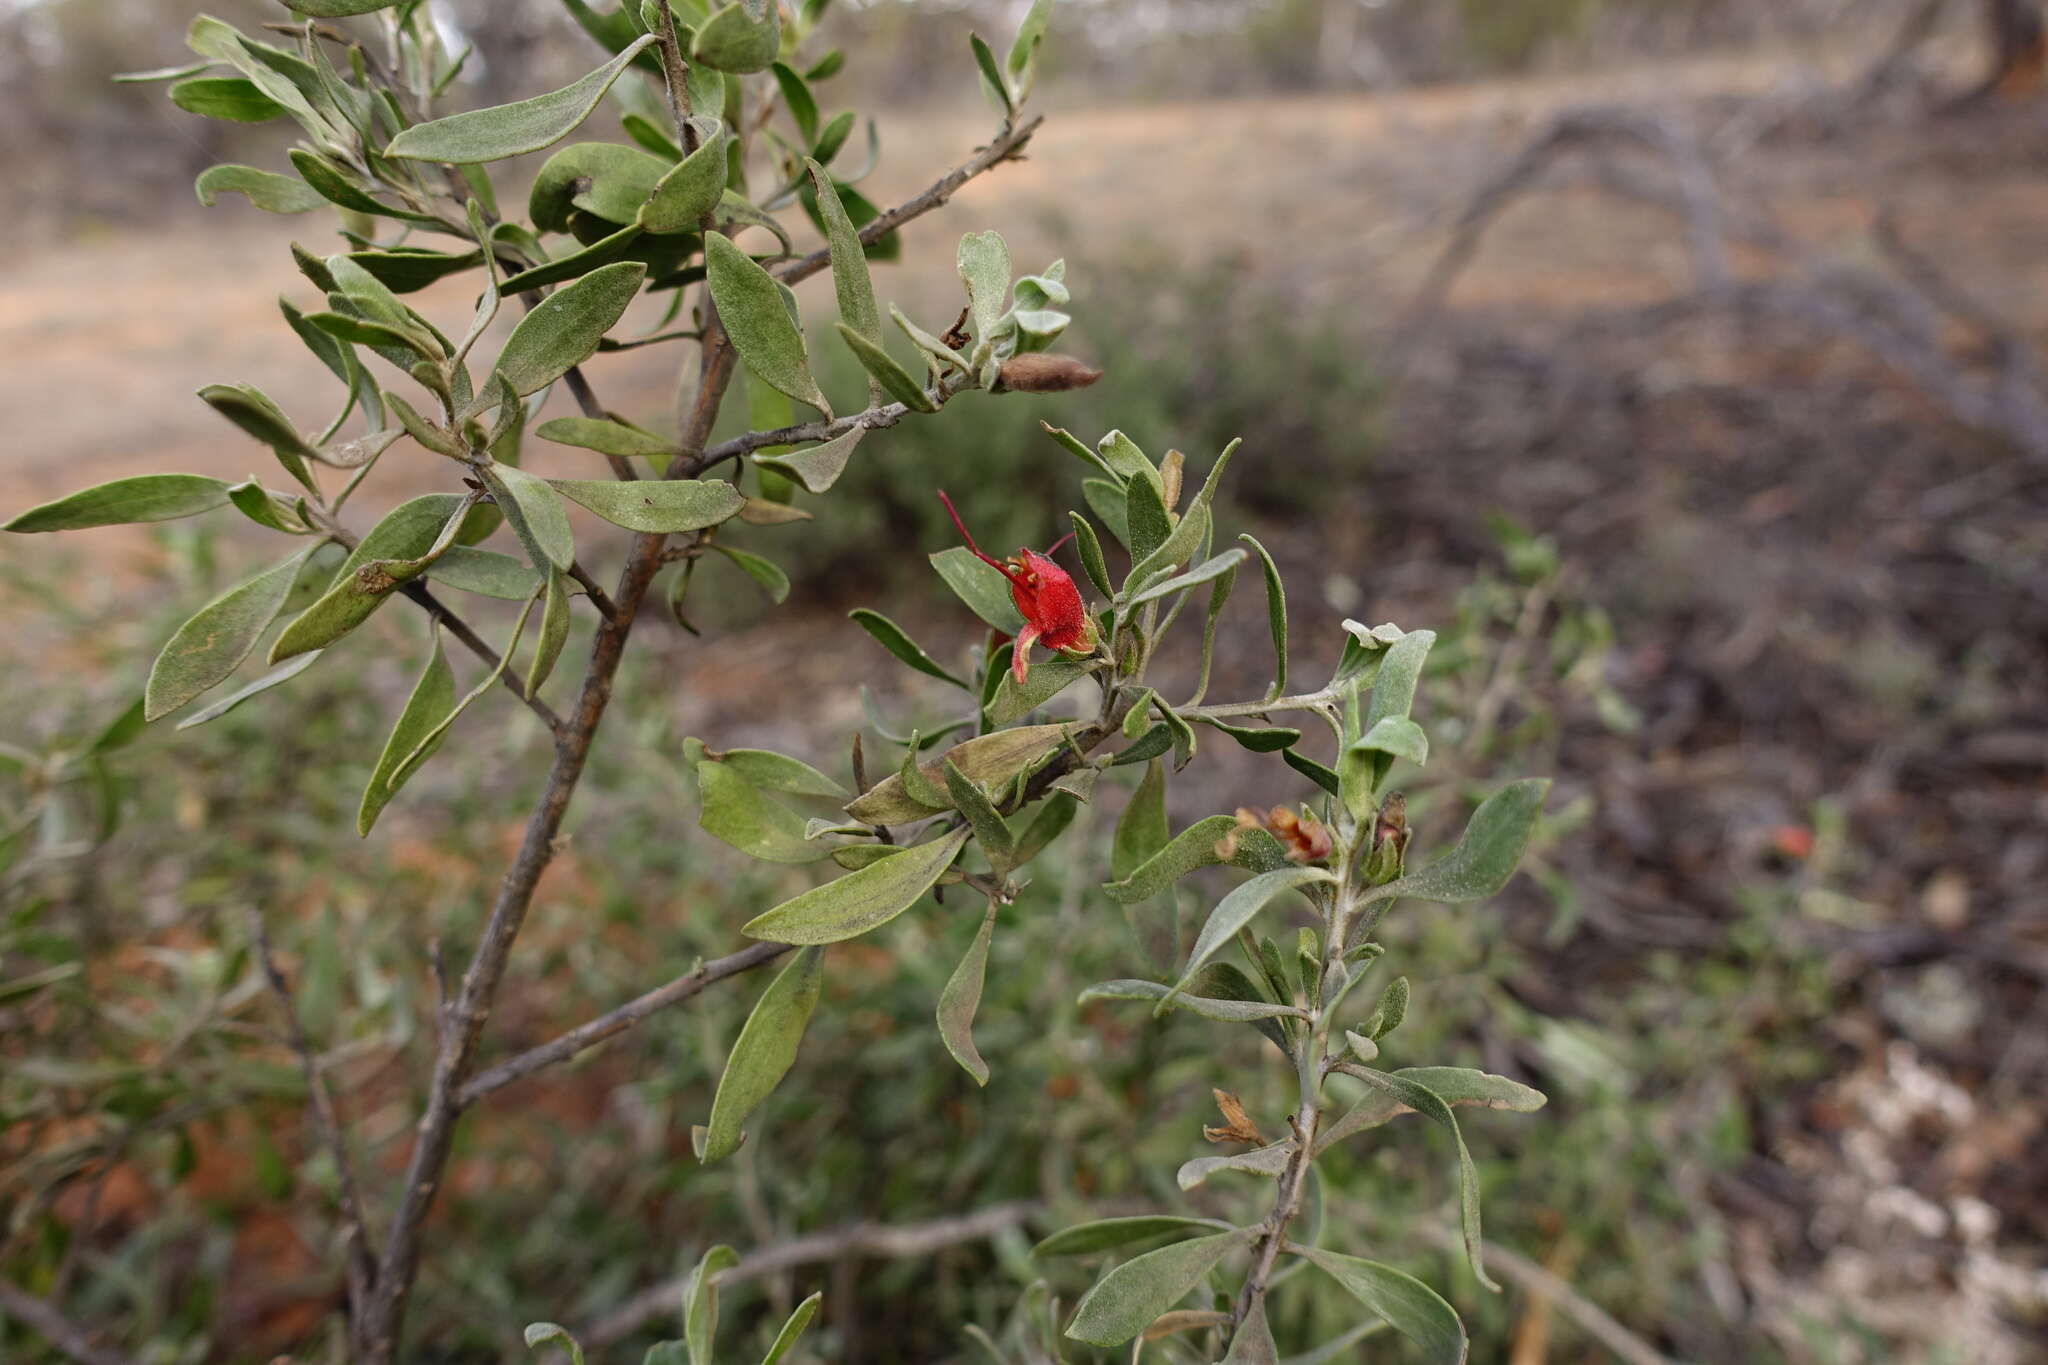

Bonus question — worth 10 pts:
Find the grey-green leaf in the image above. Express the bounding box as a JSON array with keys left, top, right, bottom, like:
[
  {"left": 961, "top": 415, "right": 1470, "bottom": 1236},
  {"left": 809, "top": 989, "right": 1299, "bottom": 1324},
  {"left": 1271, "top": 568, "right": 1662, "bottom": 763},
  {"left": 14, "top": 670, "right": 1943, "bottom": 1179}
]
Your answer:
[
  {"left": 548, "top": 477, "right": 744, "bottom": 533},
  {"left": 1032, "top": 1216, "right": 1232, "bottom": 1259},
  {"left": 357, "top": 629, "right": 456, "bottom": 836},
  {"left": 1112, "top": 759, "right": 1168, "bottom": 882},
  {"left": 757, "top": 425, "right": 864, "bottom": 494},
  {"left": 536, "top": 417, "right": 677, "bottom": 461},
  {"left": 1077, "top": 979, "right": 1307, "bottom": 1023},
  {"left": 1317, "top": 1065, "right": 1547, "bottom": 1153},
  {"left": 640, "top": 130, "right": 730, "bottom": 233},
  {"left": 683, "top": 1243, "right": 742, "bottom": 1365},
  {"left": 758, "top": 1292, "right": 822, "bottom": 1365},
  {"left": 707, "top": 232, "right": 830, "bottom": 413},
  {"left": 836, "top": 324, "right": 937, "bottom": 412},
  {"left": 195, "top": 164, "right": 327, "bottom": 212},
  {"left": 1102, "top": 816, "right": 1292, "bottom": 904},
  {"left": 270, "top": 495, "right": 464, "bottom": 661},
  {"left": 1124, "top": 473, "right": 1171, "bottom": 567},
  {"left": 484, "top": 464, "right": 576, "bottom": 572},
  {"left": 806, "top": 159, "right": 880, "bottom": 347},
  {"left": 493, "top": 260, "right": 647, "bottom": 397},
  {"left": 850, "top": 609, "right": 969, "bottom": 689},
  {"left": 1239, "top": 533, "right": 1288, "bottom": 699},
  {"left": 175, "top": 653, "right": 321, "bottom": 730},
  {"left": 427, "top": 548, "right": 542, "bottom": 600},
  {"left": 7, "top": 474, "right": 230, "bottom": 533},
  {"left": 930, "top": 546, "right": 1025, "bottom": 633},
  {"left": 384, "top": 36, "right": 658, "bottom": 162},
  {"left": 743, "top": 828, "right": 968, "bottom": 943},
  {"left": 700, "top": 948, "right": 822, "bottom": 1160},
  {"left": 1064, "top": 1231, "right": 1248, "bottom": 1347},
  {"left": 1355, "top": 716, "right": 1428, "bottom": 767},
  {"left": 1331, "top": 1067, "right": 1495, "bottom": 1291},
  {"left": 692, "top": 0, "right": 781, "bottom": 73},
  {"left": 986, "top": 659, "right": 1091, "bottom": 726},
  {"left": 1360, "top": 778, "right": 1549, "bottom": 907},
  {"left": 1222, "top": 1296, "right": 1278, "bottom": 1365},
  {"left": 145, "top": 546, "right": 312, "bottom": 721},
  {"left": 524, "top": 569, "right": 570, "bottom": 698},
  {"left": 957, "top": 229, "right": 1011, "bottom": 347},
  {"left": 1298, "top": 1247, "right": 1468, "bottom": 1365},
  {"left": 697, "top": 761, "right": 832, "bottom": 864},
  {"left": 1163, "top": 866, "right": 1332, "bottom": 1013},
  {"left": 936, "top": 905, "right": 997, "bottom": 1085}
]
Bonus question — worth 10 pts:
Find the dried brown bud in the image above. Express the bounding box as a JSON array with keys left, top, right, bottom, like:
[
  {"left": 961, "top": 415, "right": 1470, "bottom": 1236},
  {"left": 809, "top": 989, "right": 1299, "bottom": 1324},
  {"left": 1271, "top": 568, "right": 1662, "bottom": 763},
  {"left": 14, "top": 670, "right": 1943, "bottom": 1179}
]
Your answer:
[
  {"left": 1160, "top": 449, "right": 1185, "bottom": 510},
  {"left": 1219, "top": 805, "right": 1332, "bottom": 865},
  {"left": 995, "top": 352, "right": 1103, "bottom": 393},
  {"left": 1202, "top": 1089, "right": 1266, "bottom": 1145}
]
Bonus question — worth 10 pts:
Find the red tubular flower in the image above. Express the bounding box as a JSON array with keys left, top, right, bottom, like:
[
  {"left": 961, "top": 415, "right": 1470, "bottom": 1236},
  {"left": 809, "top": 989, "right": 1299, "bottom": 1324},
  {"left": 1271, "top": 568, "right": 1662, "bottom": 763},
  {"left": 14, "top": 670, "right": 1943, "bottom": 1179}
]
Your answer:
[{"left": 938, "top": 490, "right": 1096, "bottom": 682}]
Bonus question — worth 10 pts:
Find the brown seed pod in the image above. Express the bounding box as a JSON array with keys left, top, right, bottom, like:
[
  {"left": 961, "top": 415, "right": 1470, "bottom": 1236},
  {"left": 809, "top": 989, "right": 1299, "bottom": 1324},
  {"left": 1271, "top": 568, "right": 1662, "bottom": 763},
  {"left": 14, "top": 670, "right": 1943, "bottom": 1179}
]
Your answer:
[{"left": 995, "top": 352, "right": 1104, "bottom": 393}]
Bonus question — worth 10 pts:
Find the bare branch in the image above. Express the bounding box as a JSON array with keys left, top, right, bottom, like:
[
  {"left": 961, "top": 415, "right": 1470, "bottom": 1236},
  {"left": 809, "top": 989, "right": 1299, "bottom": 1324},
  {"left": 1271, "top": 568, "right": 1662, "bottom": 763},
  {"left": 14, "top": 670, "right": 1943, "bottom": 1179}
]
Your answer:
[
  {"left": 458, "top": 940, "right": 792, "bottom": 1107},
  {"left": 582, "top": 1202, "right": 1047, "bottom": 1347},
  {"left": 244, "top": 906, "right": 378, "bottom": 1322},
  {"left": 0, "top": 1276, "right": 139, "bottom": 1365},
  {"left": 775, "top": 117, "right": 1044, "bottom": 288}
]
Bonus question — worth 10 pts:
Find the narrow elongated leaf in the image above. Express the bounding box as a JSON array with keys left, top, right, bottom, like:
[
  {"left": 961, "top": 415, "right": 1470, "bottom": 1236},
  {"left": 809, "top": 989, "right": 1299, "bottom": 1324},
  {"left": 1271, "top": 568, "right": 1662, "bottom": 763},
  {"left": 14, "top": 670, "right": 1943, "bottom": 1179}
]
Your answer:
[
  {"left": 497, "top": 224, "right": 647, "bottom": 294},
  {"left": 682, "top": 1243, "right": 741, "bottom": 1365},
  {"left": 385, "top": 36, "right": 658, "bottom": 162},
  {"left": 944, "top": 761, "right": 1015, "bottom": 867},
  {"left": 195, "top": 164, "right": 326, "bottom": 212},
  {"left": 175, "top": 653, "right": 320, "bottom": 730},
  {"left": 1064, "top": 1232, "right": 1249, "bottom": 1348},
  {"left": 969, "top": 33, "right": 1012, "bottom": 117},
  {"left": 744, "top": 828, "right": 968, "bottom": 943},
  {"left": 714, "top": 545, "right": 790, "bottom": 603},
  {"left": 987, "top": 659, "right": 1091, "bottom": 725},
  {"left": 710, "top": 746, "right": 847, "bottom": 798},
  {"left": 1124, "top": 473, "right": 1171, "bottom": 567},
  {"left": 536, "top": 417, "right": 676, "bottom": 460},
  {"left": 759, "top": 1292, "right": 822, "bottom": 1365},
  {"left": 836, "top": 325, "right": 937, "bottom": 411},
  {"left": 1238, "top": 533, "right": 1288, "bottom": 699},
  {"left": 708, "top": 232, "right": 830, "bottom": 413},
  {"left": 428, "top": 548, "right": 542, "bottom": 600},
  {"left": 846, "top": 724, "right": 1068, "bottom": 824},
  {"left": 1317, "top": 1066, "right": 1547, "bottom": 1152},
  {"left": 1069, "top": 512, "right": 1113, "bottom": 600},
  {"left": 697, "top": 761, "right": 831, "bottom": 864},
  {"left": 806, "top": 160, "right": 880, "bottom": 347},
  {"left": 7, "top": 474, "right": 229, "bottom": 532},
  {"left": 548, "top": 477, "right": 743, "bottom": 533},
  {"left": 146, "top": 547, "right": 312, "bottom": 720},
  {"left": 1360, "top": 779, "right": 1549, "bottom": 907},
  {"left": 757, "top": 425, "right": 864, "bottom": 494},
  {"left": 700, "top": 948, "right": 822, "bottom": 1160},
  {"left": 524, "top": 569, "right": 570, "bottom": 697},
  {"left": 1196, "top": 718, "right": 1302, "bottom": 753},
  {"left": 936, "top": 904, "right": 998, "bottom": 1085},
  {"left": 171, "top": 76, "right": 284, "bottom": 122},
  {"left": 1162, "top": 866, "right": 1331, "bottom": 1013},
  {"left": 483, "top": 464, "right": 575, "bottom": 572},
  {"left": 357, "top": 629, "right": 457, "bottom": 835},
  {"left": 1297, "top": 1248, "right": 1468, "bottom": 1365},
  {"left": 930, "top": 546, "right": 1025, "bottom": 633},
  {"left": 1112, "top": 760, "right": 1168, "bottom": 882},
  {"left": 270, "top": 495, "right": 466, "bottom": 661},
  {"left": 957, "top": 229, "right": 1011, "bottom": 346},
  {"left": 1334, "top": 1067, "right": 1495, "bottom": 1291},
  {"left": 1126, "top": 548, "right": 1243, "bottom": 607},
  {"left": 493, "top": 261, "right": 647, "bottom": 397},
  {"left": 1176, "top": 1143, "right": 1294, "bottom": 1191},
  {"left": 1078, "top": 979, "right": 1307, "bottom": 1023},
  {"left": 281, "top": 0, "right": 405, "bottom": 14},
  {"left": 850, "top": 609, "right": 968, "bottom": 689},
  {"left": 1103, "top": 817, "right": 1292, "bottom": 904},
  {"left": 1032, "top": 1217, "right": 1232, "bottom": 1259}
]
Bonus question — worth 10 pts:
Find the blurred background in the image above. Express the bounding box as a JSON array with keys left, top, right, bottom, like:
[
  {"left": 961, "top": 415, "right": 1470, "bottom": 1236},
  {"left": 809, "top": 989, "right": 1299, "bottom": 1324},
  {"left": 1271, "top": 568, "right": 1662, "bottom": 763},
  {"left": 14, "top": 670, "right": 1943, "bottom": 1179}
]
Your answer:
[{"left": 3, "top": 1, "right": 2047, "bottom": 1361}]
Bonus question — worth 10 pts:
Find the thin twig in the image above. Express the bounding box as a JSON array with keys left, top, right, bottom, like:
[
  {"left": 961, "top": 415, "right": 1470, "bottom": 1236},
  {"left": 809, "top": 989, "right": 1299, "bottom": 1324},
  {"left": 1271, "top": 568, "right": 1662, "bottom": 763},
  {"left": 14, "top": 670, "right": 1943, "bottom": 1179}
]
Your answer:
[
  {"left": 458, "top": 940, "right": 791, "bottom": 1107},
  {"left": 245, "top": 906, "right": 378, "bottom": 1321},
  {"left": 775, "top": 117, "right": 1043, "bottom": 288},
  {"left": 565, "top": 561, "right": 620, "bottom": 622},
  {"left": 0, "top": 1276, "right": 139, "bottom": 1365},
  {"left": 582, "top": 1202, "right": 1047, "bottom": 1346}
]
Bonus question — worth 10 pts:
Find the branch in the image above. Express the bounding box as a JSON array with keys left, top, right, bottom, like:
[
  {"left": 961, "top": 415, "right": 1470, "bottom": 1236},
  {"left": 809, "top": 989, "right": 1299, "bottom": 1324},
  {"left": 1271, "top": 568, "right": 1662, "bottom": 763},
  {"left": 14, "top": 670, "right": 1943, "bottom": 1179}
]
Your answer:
[
  {"left": 1413, "top": 1223, "right": 1683, "bottom": 1365},
  {"left": 0, "top": 1277, "right": 139, "bottom": 1365},
  {"left": 458, "top": 940, "right": 791, "bottom": 1107},
  {"left": 398, "top": 582, "right": 564, "bottom": 732},
  {"left": 581, "top": 1202, "right": 1047, "bottom": 1346},
  {"left": 245, "top": 906, "right": 378, "bottom": 1321},
  {"left": 775, "top": 116, "right": 1043, "bottom": 288}
]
